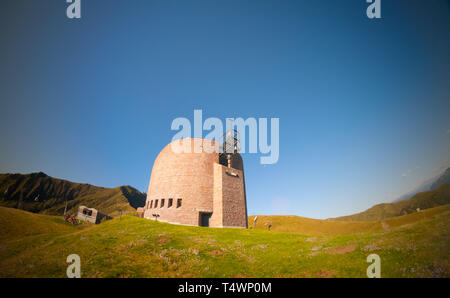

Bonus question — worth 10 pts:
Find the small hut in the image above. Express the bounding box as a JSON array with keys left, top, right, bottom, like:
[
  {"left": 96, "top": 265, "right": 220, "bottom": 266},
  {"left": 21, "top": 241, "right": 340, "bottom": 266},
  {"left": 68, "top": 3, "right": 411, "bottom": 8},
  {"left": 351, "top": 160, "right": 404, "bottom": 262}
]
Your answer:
[{"left": 76, "top": 206, "right": 112, "bottom": 224}]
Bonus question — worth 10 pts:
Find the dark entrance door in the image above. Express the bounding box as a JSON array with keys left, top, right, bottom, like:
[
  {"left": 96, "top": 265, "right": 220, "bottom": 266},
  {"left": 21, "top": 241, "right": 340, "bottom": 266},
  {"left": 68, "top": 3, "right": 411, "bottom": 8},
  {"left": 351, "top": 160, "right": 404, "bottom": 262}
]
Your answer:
[{"left": 200, "top": 213, "right": 212, "bottom": 227}]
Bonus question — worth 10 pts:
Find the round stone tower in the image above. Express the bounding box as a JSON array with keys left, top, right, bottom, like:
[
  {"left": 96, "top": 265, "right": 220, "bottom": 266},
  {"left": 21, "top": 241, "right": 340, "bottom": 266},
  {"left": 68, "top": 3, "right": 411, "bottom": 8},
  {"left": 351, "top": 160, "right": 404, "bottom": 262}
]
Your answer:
[{"left": 143, "top": 138, "right": 248, "bottom": 228}]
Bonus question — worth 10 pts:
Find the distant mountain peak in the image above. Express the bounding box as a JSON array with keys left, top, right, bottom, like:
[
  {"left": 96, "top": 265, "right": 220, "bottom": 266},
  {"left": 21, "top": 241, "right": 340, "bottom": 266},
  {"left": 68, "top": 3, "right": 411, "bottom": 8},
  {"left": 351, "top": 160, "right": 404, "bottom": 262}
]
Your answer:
[
  {"left": 34, "top": 172, "right": 48, "bottom": 178},
  {"left": 430, "top": 167, "right": 450, "bottom": 191},
  {"left": 333, "top": 182, "right": 450, "bottom": 221},
  {"left": 392, "top": 167, "right": 450, "bottom": 203}
]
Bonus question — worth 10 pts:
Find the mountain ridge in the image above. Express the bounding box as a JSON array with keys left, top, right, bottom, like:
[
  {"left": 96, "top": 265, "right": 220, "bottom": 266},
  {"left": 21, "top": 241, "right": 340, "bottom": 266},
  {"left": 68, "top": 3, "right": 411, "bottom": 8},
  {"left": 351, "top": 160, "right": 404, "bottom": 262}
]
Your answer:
[
  {"left": 0, "top": 172, "right": 146, "bottom": 216},
  {"left": 392, "top": 167, "right": 450, "bottom": 202},
  {"left": 430, "top": 167, "right": 450, "bottom": 190},
  {"left": 332, "top": 183, "right": 450, "bottom": 221}
]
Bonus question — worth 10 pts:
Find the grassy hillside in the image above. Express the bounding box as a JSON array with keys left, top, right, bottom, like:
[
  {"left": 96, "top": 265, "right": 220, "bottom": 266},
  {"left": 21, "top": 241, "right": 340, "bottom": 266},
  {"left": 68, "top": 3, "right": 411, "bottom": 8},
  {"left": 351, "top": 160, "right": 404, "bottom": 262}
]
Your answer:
[
  {"left": 0, "top": 205, "right": 448, "bottom": 278},
  {"left": 332, "top": 183, "right": 450, "bottom": 222},
  {"left": 0, "top": 206, "right": 78, "bottom": 242},
  {"left": 248, "top": 204, "right": 450, "bottom": 235},
  {"left": 0, "top": 172, "right": 145, "bottom": 216}
]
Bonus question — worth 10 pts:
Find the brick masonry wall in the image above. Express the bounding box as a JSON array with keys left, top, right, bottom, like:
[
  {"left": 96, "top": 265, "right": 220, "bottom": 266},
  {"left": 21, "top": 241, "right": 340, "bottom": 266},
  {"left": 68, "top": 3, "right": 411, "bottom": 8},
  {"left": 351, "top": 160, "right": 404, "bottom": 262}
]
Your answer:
[
  {"left": 143, "top": 138, "right": 247, "bottom": 228},
  {"left": 210, "top": 163, "right": 224, "bottom": 227},
  {"left": 211, "top": 163, "right": 248, "bottom": 228}
]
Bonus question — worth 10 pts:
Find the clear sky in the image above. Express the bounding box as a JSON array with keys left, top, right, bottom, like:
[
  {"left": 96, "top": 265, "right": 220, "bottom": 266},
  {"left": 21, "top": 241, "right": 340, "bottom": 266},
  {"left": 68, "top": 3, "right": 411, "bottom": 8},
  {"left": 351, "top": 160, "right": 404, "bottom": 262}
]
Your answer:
[{"left": 1, "top": 0, "right": 449, "bottom": 219}]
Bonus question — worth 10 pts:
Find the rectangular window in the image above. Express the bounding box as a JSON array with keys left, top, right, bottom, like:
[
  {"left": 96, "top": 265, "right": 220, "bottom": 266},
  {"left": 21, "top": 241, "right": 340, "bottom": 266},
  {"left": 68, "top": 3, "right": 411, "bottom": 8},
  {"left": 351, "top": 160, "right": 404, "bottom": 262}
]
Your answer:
[
  {"left": 161, "top": 199, "right": 165, "bottom": 208},
  {"left": 177, "top": 198, "right": 182, "bottom": 208},
  {"left": 155, "top": 200, "right": 158, "bottom": 208},
  {"left": 150, "top": 200, "right": 153, "bottom": 209},
  {"left": 168, "top": 198, "right": 173, "bottom": 208}
]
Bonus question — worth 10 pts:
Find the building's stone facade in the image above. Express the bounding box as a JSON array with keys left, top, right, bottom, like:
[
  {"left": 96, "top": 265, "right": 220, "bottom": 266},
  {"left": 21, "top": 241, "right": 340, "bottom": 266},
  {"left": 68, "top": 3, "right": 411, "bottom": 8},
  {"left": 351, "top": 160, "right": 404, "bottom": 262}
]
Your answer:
[{"left": 143, "top": 138, "right": 248, "bottom": 228}]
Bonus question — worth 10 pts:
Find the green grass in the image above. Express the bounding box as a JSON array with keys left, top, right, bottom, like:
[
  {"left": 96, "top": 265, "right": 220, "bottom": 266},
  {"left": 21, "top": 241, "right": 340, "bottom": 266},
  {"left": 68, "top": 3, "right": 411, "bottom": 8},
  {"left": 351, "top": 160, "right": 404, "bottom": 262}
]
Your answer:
[
  {"left": 0, "top": 207, "right": 81, "bottom": 242},
  {"left": 0, "top": 205, "right": 449, "bottom": 278},
  {"left": 248, "top": 204, "right": 450, "bottom": 235}
]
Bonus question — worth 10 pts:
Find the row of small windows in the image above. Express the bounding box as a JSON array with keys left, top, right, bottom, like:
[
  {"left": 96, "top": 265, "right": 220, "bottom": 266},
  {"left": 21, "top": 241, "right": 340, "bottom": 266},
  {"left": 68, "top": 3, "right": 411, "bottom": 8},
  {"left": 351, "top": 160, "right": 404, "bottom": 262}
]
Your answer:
[{"left": 149, "top": 198, "right": 182, "bottom": 209}]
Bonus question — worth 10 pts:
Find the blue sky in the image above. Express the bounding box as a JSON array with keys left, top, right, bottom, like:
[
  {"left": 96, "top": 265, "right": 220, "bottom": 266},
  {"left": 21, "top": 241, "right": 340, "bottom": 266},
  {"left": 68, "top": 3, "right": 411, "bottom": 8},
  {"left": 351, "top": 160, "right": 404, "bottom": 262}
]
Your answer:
[{"left": 0, "top": 0, "right": 449, "bottom": 219}]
